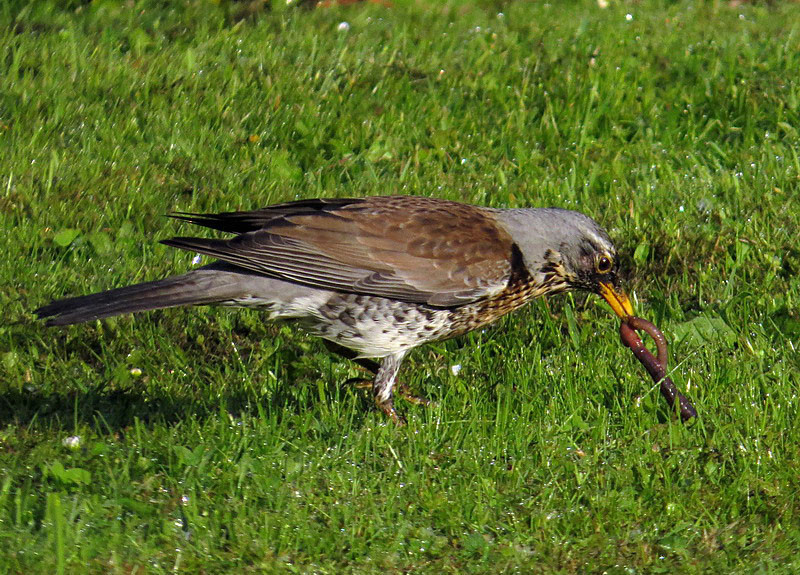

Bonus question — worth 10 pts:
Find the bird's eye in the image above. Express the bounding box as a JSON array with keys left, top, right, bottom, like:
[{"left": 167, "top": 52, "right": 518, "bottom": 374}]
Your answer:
[{"left": 596, "top": 255, "right": 613, "bottom": 274}]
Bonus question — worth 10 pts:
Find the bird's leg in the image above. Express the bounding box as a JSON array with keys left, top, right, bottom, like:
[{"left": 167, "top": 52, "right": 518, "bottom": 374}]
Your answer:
[
  {"left": 322, "top": 340, "right": 433, "bottom": 408},
  {"left": 372, "top": 352, "right": 407, "bottom": 425}
]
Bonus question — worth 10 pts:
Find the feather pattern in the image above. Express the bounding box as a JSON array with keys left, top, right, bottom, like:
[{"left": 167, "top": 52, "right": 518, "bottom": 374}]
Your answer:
[{"left": 162, "top": 196, "right": 515, "bottom": 307}]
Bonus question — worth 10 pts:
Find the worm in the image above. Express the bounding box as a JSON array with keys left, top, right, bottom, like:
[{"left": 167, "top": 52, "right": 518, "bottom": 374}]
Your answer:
[
  {"left": 624, "top": 316, "right": 669, "bottom": 368},
  {"left": 619, "top": 318, "right": 697, "bottom": 422}
]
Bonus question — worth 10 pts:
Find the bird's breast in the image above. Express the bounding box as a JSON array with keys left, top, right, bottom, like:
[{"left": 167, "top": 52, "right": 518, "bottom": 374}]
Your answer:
[{"left": 443, "top": 276, "right": 567, "bottom": 338}]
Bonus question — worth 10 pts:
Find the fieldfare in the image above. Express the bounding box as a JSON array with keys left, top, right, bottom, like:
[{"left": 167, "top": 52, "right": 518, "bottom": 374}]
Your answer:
[{"left": 36, "top": 195, "right": 634, "bottom": 422}]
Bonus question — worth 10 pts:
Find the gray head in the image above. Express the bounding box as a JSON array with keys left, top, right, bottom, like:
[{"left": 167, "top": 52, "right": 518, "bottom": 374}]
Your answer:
[{"left": 495, "top": 207, "right": 632, "bottom": 318}]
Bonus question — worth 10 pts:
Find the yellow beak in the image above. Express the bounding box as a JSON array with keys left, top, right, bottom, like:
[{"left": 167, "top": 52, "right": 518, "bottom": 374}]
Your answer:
[{"left": 598, "top": 281, "right": 634, "bottom": 319}]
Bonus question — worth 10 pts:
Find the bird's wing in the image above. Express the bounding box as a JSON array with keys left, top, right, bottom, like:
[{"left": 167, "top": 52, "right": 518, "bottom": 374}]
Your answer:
[{"left": 162, "top": 196, "right": 515, "bottom": 307}]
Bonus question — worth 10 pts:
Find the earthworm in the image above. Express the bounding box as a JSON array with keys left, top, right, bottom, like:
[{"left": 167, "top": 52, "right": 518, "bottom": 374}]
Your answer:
[
  {"left": 619, "top": 318, "right": 697, "bottom": 422},
  {"left": 624, "top": 316, "right": 668, "bottom": 368}
]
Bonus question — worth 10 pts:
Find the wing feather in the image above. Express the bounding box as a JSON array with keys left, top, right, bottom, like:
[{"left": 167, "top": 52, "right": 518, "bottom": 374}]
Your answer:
[{"left": 163, "top": 196, "right": 514, "bottom": 307}]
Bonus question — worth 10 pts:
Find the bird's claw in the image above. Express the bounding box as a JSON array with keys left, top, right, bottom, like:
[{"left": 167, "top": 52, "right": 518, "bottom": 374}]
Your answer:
[
  {"left": 344, "top": 377, "right": 373, "bottom": 390},
  {"left": 375, "top": 396, "right": 407, "bottom": 425},
  {"left": 345, "top": 378, "right": 432, "bottom": 423},
  {"left": 395, "top": 381, "right": 436, "bottom": 407}
]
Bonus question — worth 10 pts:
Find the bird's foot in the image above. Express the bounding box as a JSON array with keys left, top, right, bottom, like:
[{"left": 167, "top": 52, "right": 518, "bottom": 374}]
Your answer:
[
  {"left": 345, "top": 378, "right": 434, "bottom": 408},
  {"left": 345, "top": 377, "right": 406, "bottom": 424},
  {"left": 345, "top": 377, "right": 372, "bottom": 390},
  {"left": 395, "top": 381, "right": 436, "bottom": 407},
  {"left": 341, "top": 351, "right": 412, "bottom": 425},
  {"left": 375, "top": 396, "right": 407, "bottom": 426}
]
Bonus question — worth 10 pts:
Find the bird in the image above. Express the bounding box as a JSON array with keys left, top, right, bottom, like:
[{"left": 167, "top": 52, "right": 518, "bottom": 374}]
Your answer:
[{"left": 35, "top": 195, "right": 634, "bottom": 423}]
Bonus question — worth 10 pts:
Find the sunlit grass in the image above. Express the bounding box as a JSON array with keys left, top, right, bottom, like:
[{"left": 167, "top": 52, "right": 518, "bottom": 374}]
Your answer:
[{"left": 1, "top": 1, "right": 799, "bottom": 572}]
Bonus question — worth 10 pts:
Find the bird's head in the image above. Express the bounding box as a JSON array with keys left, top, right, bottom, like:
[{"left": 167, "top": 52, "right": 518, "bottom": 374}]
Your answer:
[{"left": 497, "top": 207, "right": 634, "bottom": 319}]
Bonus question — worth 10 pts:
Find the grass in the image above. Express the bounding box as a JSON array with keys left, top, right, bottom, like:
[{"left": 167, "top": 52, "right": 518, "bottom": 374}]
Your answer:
[{"left": 1, "top": 0, "right": 800, "bottom": 572}]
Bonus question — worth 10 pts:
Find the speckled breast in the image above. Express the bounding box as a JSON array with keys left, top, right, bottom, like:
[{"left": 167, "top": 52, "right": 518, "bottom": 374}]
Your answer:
[{"left": 439, "top": 276, "right": 567, "bottom": 340}]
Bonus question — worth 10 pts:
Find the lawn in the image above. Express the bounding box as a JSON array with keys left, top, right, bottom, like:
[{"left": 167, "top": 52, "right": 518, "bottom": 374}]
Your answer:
[{"left": 2, "top": 0, "right": 799, "bottom": 572}]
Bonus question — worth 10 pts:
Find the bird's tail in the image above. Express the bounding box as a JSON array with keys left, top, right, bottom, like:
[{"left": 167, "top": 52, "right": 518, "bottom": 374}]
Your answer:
[{"left": 35, "top": 267, "right": 246, "bottom": 326}]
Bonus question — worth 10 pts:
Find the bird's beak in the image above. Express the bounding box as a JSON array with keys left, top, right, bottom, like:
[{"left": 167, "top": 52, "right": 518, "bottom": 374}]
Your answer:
[{"left": 598, "top": 281, "right": 634, "bottom": 319}]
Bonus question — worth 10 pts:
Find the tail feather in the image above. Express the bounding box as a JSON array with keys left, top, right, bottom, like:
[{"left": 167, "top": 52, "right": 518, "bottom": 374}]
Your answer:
[{"left": 35, "top": 269, "right": 242, "bottom": 326}]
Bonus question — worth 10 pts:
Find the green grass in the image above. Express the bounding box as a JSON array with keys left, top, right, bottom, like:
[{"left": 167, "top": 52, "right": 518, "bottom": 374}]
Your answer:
[{"left": 2, "top": 0, "right": 800, "bottom": 572}]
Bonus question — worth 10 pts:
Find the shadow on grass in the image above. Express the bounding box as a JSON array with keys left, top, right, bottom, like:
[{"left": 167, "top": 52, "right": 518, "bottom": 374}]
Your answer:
[
  {"left": 0, "top": 353, "right": 374, "bottom": 433},
  {"left": 1, "top": 302, "right": 391, "bottom": 431}
]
